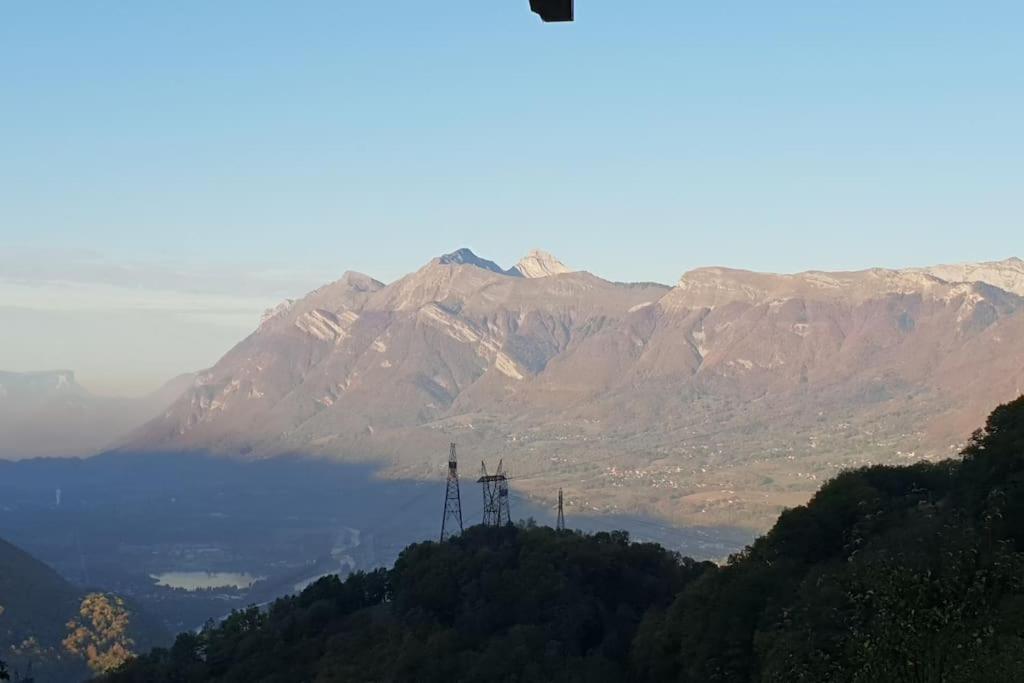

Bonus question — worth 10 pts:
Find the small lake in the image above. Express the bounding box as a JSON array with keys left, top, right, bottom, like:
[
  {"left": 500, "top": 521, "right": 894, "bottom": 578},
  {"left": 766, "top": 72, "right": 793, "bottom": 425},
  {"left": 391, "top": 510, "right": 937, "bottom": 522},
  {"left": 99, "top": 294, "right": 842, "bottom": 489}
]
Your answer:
[{"left": 152, "top": 571, "right": 263, "bottom": 591}]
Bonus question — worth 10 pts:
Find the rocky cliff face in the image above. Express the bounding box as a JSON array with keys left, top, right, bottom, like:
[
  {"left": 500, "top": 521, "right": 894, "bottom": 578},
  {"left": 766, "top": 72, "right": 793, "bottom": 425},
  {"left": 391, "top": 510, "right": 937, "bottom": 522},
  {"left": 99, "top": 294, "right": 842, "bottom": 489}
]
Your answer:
[
  {"left": 511, "top": 249, "right": 573, "bottom": 278},
  {"left": 125, "top": 251, "right": 1024, "bottom": 530},
  {"left": 918, "top": 257, "right": 1024, "bottom": 296}
]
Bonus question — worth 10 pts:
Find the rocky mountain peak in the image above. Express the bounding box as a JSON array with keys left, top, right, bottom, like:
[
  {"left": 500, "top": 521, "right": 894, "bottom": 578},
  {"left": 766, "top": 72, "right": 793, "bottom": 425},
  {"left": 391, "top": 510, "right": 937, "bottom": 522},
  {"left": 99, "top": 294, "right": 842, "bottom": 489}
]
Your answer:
[
  {"left": 436, "top": 248, "right": 510, "bottom": 275},
  {"left": 511, "top": 249, "right": 572, "bottom": 278},
  {"left": 915, "top": 257, "right": 1024, "bottom": 296},
  {"left": 0, "top": 370, "right": 85, "bottom": 401},
  {"left": 337, "top": 271, "right": 385, "bottom": 291},
  {"left": 662, "top": 265, "right": 998, "bottom": 310}
]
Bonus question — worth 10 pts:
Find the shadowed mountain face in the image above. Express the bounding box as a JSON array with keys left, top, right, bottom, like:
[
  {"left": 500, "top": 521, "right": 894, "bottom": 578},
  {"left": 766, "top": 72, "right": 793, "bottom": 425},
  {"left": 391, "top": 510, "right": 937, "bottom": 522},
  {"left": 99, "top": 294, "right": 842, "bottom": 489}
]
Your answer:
[{"left": 125, "top": 252, "right": 1024, "bottom": 529}]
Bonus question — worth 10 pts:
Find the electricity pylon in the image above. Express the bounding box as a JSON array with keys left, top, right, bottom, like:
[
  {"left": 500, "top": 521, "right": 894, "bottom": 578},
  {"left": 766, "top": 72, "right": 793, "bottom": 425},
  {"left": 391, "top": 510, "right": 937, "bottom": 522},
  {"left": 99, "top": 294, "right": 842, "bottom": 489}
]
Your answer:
[
  {"left": 478, "top": 459, "right": 511, "bottom": 527},
  {"left": 440, "top": 443, "right": 464, "bottom": 541},
  {"left": 556, "top": 488, "right": 565, "bottom": 531}
]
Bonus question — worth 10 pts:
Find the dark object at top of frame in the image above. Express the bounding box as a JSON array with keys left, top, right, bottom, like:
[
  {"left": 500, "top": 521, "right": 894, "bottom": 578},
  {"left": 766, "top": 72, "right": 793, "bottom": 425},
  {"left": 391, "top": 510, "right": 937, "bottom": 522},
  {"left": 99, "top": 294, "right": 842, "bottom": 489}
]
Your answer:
[{"left": 530, "top": 0, "right": 574, "bottom": 22}]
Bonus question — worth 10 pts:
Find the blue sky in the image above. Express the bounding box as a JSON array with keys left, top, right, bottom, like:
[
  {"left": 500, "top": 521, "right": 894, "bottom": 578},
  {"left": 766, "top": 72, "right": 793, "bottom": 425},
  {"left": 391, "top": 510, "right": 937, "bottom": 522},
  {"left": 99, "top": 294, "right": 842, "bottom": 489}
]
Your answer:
[{"left": 1, "top": 1, "right": 1022, "bottom": 392}]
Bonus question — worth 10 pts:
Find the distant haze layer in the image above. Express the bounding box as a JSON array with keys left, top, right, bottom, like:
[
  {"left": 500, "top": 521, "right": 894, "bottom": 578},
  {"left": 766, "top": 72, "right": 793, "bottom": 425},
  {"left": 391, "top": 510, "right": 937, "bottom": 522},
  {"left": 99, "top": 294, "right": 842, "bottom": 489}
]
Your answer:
[{"left": 0, "top": 249, "right": 333, "bottom": 395}]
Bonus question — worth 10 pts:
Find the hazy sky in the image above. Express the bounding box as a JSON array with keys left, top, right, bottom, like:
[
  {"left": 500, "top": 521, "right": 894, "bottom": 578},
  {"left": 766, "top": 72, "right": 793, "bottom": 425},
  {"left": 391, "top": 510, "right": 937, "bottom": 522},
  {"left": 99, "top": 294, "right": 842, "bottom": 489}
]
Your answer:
[{"left": 2, "top": 1, "right": 1022, "bottom": 394}]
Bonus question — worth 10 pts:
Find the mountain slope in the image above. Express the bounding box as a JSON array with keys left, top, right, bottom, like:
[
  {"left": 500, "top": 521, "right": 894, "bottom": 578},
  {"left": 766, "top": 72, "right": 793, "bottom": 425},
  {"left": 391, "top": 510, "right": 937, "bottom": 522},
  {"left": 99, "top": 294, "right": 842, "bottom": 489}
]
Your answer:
[
  {"left": 0, "top": 535, "right": 84, "bottom": 679},
  {"left": 126, "top": 251, "right": 1024, "bottom": 529}
]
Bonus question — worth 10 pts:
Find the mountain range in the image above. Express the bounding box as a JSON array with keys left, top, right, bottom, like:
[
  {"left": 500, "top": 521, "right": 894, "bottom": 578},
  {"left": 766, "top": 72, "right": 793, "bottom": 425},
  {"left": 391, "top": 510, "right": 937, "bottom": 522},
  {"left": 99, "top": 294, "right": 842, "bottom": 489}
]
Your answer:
[{"left": 118, "top": 250, "right": 1024, "bottom": 529}]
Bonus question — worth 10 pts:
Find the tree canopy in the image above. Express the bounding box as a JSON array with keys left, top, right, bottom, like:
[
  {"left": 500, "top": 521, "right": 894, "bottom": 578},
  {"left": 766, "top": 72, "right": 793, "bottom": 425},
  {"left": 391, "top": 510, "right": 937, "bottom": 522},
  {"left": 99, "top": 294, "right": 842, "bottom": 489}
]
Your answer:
[{"left": 103, "top": 396, "right": 1024, "bottom": 682}]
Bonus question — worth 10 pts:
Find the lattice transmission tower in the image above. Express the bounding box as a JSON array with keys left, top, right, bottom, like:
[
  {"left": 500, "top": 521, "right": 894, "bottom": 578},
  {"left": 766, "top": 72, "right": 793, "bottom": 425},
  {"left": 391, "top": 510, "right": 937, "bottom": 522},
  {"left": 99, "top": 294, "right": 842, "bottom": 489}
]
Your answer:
[
  {"left": 478, "top": 459, "right": 511, "bottom": 527},
  {"left": 556, "top": 488, "right": 565, "bottom": 531},
  {"left": 440, "top": 443, "right": 464, "bottom": 541}
]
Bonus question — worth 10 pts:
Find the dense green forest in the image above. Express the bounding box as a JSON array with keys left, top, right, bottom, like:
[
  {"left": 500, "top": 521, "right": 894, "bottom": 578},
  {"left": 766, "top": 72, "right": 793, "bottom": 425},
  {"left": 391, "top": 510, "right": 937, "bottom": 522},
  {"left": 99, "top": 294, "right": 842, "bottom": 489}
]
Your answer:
[{"left": 102, "top": 396, "right": 1024, "bottom": 682}]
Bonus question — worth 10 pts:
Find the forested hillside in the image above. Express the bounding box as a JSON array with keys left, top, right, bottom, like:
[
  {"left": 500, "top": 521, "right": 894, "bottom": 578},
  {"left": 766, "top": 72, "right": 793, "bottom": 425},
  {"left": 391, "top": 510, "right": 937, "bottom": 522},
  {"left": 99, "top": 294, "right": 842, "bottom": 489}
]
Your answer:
[
  {"left": 0, "top": 537, "right": 165, "bottom": 681},
  {"left": 103, "top": 396, "right": 1024, "bottom": 682},
  {"left": 100, "top": 525, "right": 709, "bottom": 682},
  {"left": 634, "top": 394, "right": 1024, "bottom": 682},
  {"left": 0, "top": 535, "right": 85, "bottom": 680}
]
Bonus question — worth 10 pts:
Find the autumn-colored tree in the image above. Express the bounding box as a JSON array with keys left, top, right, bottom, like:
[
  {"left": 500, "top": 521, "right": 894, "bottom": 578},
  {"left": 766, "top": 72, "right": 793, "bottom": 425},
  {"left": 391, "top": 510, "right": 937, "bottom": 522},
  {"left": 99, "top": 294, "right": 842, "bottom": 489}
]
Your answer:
[{"left": 63, "top": 593, "right": 135, "bottom": 674}]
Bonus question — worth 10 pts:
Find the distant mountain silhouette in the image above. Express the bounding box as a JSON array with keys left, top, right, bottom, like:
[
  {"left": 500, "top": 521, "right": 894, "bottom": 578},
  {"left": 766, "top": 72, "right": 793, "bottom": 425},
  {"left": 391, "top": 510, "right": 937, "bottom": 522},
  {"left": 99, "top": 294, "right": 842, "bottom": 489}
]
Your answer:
[{"left": 0, "top": 371, "right": 194, "bottom": 459}]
